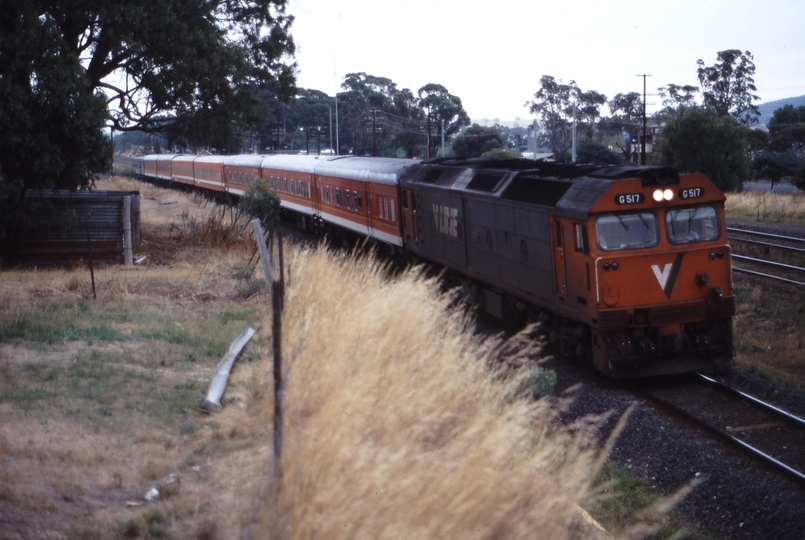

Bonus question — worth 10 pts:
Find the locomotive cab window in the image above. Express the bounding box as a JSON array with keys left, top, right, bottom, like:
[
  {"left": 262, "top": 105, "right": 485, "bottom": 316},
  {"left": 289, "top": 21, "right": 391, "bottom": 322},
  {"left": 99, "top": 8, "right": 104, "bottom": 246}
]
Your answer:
[
  {"left": 595, "top": 212, "right": 659, "bottom": 251},
  {"left": 666, "top": 205, "right": 720, "bottom": 244}
]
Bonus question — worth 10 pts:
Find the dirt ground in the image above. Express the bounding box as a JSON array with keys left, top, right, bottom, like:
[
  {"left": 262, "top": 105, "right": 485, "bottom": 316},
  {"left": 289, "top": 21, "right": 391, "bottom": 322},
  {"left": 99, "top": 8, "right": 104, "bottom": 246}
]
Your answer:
[{"left": 0, "top": 177, "right": 276, "bottom": 539}]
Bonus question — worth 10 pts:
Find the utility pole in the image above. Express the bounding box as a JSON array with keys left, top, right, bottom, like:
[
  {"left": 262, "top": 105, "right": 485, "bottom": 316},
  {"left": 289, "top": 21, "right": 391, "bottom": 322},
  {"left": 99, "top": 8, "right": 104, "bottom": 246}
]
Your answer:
[
  {"left": 426, "top": 112, "right": 431, "bottom": 159},
  {"left": 333, "top": 53, "right": 339, "bottom": 156},
  {"left": 372, "top": 109, "right": 378, "bottom": 157},
  {"left": 637, "top": 74, "right": 652, "bottom": 165},
  {"left": 571, "top": 100, "right": 577, "bottom": 163},
  {"left": 441, "top": 119, "right": 445, "bottom": 158}
]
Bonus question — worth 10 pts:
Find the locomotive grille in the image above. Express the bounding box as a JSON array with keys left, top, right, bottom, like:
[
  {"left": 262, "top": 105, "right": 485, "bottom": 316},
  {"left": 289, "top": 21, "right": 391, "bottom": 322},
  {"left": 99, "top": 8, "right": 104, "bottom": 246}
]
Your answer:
[{"left": 598, "top": 296, "right": 735, "bottom": 330}]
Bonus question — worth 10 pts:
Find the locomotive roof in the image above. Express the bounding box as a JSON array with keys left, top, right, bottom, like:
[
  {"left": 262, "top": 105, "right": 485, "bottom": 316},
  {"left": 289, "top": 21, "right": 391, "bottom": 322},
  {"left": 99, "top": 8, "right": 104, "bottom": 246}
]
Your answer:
[{"left": 401, "top": 159, "right": 682, "bottom": 216}]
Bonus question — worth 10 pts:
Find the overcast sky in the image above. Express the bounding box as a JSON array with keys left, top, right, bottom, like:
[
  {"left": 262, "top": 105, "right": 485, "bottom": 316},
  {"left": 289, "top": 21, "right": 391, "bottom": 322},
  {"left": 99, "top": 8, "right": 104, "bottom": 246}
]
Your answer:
[{"left": 287, "top": 0, "right": 805, "bottom": 124}]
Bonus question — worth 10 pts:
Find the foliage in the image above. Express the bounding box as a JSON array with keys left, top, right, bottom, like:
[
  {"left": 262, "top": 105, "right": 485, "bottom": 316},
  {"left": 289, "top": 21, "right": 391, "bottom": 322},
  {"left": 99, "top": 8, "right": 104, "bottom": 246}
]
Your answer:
[
  {"left": 696, "top": 49, "right": 760, "bottom": 125},
  {"left": 745, "top": 128, "right": 769, "bottom": 158},
  {"left": 480, "top": 148, "right": 521, "bottom": 160},
  {"left": 769, "top": 125, "right": 805, "bottom": 158},
  {"left": 237, "top": 179, "right": 281, "bottom": 231},
  {"left": 796, "top": 161, "right": 805, "bottom": 190},
  {"left": 752, "top": 150, "right": 803, "bottom": 184},
  {"left": 418, "top": 83, "right": 471, "bottom": 158},
  {"left": 609, "top": 92, "right": 643, "bottom": 122},
  {"left": 576, "top": 139, "right": 624, "bottom": 165},
  {"left": 527, "top": 76, "right": 607, "bottom": 161},
  {"left": 451, "top": 124, "right": 506, "bottom": 158},
  {"left": 0, "top": 0, "right": 296, "bottom": 238},
  {"left": 658, "top": 106, "right": 751, "bottom": 191},
  {"left": 657, "top": 84, "right": 700, "bottom": 108},
  {"left": 267, "top": 74, "right": 470, "bottom": 159},
  {"left": 767, "top": 104, "right": 805, "bottom": 139}
]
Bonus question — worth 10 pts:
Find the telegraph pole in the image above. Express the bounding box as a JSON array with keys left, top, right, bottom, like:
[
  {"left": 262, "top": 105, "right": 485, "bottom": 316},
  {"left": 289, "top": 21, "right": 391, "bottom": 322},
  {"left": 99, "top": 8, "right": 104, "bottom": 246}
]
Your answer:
[{"left": 636, "top": 74, "right": 651, "bottom": 165}]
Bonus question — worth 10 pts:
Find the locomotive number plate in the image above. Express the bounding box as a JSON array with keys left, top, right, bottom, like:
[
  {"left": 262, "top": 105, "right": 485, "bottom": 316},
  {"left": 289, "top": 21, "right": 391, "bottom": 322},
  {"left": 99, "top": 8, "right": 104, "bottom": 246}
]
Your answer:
[
  {"left": 680, "top": 187, "right": 704, "bottom": 199},
  {"left": 615, "top": 193, "right": 644, "bottom": 205}
]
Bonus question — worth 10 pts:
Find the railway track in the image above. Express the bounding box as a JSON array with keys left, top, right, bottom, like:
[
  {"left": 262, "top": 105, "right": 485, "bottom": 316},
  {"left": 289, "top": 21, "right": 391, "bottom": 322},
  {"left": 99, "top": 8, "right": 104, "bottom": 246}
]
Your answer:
[
  {"left": 636, "top": 372, "right": 805, "bottom": 485},
  {"left": 728, "top": 227, "right": 805, "bottom": 287}
]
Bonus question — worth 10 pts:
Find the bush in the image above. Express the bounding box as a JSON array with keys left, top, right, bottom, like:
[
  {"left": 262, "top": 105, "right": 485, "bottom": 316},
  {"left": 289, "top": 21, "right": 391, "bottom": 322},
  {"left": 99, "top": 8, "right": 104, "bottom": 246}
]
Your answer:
[
  {"left": 795, "top": 160, "right": 805, "bottom": 190},
  {"left": 237, "top": 179, "right": 280, "bottom": 230},
  {"left": 658, "top": 105, "right": 751, "bottom": 192},
  {"left": 752, "top": 150, "right": 802, "bottom": 185},
  {"left": 576, "top": 139, "right": 624, "bottom": 165}
]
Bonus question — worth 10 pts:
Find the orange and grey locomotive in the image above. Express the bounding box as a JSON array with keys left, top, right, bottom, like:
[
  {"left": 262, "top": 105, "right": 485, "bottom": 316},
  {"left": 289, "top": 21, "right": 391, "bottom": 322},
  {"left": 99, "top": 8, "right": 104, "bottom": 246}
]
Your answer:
[
  {"left": 399, "top": 159, "right": 734, "bottom": 378},
  {"left": 138, "top": 154, "right": 734, "bottom": 378}
]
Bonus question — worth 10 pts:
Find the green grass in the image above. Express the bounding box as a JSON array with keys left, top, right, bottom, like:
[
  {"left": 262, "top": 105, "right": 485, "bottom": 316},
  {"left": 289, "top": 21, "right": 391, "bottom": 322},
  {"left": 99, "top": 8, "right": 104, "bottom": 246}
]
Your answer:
[
  {"left": 2, "top": 348, "right": 204, "bottom": 426},
  {"left": 0, "top": 299, "right": 255, "bottom": 359},
  {"left": 0, "top": 297, "right": 257, "bottom": 427},
  {"left": 587, "top": 463, "right": 714, "bottom": 540}
]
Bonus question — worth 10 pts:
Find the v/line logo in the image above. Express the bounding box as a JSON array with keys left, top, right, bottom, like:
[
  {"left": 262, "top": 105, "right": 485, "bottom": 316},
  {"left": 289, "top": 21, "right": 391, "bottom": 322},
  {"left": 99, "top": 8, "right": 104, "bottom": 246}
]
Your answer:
[
  {"left": 650, "top": 253, "right": 685, "bottom": 299},
  {"left": 432, "top": 204, "right": 458, "bottom": 238}
]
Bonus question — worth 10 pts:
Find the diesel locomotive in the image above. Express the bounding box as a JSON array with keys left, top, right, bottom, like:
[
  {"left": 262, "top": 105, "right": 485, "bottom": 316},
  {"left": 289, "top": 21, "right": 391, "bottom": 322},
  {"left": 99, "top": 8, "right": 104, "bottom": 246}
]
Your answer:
[{"left": 138, "top": 154, "right": 735, "bottom": 378}]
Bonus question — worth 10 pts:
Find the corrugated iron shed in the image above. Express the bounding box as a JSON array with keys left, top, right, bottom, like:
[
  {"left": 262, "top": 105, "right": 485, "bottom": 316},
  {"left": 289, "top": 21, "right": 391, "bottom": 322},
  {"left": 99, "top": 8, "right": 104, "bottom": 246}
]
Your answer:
[{"left": 1, "top": 190, "right": 140, "bottom": 265}]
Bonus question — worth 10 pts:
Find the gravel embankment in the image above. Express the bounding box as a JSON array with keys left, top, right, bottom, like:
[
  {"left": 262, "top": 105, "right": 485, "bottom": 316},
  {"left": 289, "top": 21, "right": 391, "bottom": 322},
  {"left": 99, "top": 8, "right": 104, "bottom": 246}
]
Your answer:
[{"left": 540, "top": 354, "right": 805, "bottom": 540}]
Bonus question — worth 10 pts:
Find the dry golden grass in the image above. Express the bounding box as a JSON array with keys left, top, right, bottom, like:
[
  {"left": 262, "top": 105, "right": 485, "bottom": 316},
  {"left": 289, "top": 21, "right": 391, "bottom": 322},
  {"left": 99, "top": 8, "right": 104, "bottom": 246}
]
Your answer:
[
  {"left": 227, "top": 245, "right": 610, "bottom": 540},
  {"left": 726, "top": 190, "right": 805, "bottom": 224}
]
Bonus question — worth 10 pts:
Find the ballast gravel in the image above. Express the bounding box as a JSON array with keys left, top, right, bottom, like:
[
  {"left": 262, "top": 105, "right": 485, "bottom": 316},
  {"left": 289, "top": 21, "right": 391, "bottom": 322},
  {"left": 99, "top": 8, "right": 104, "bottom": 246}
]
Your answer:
[{"left": 540, "top": 354, "right": 805, "bottom": 540}]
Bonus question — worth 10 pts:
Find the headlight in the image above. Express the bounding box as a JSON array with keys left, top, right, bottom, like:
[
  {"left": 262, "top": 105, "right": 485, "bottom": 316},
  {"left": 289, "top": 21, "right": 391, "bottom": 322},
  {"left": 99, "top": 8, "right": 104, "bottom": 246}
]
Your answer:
[{"left": 653, "top": 188, "right": 675, "bottom": 202}]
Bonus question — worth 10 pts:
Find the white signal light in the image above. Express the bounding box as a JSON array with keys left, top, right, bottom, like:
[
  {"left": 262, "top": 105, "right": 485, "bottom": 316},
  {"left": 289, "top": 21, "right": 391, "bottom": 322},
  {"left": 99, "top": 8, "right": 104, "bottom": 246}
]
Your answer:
[
  {"left": 652, "top": 189, "right": 664, "bottom": 202},
  {"left": 663, "top": 189, "right": 673, "bottom": 201}
]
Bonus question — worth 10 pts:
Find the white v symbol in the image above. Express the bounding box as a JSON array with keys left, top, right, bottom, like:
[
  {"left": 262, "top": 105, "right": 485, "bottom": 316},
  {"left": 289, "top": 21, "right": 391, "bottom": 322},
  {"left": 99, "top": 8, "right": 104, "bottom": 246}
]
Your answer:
[{"left": 652, "top": 263, "right": 673, "bottom": 289}]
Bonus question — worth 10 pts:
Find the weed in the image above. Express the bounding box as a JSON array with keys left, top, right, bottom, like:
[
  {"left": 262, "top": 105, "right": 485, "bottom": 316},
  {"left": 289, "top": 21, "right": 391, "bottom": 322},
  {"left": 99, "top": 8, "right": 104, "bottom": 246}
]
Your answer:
[
  {"left": 588, "top": 463, "right": 713, "bottom": 540},
  {"left": 218, "top": 308, "right": 253, "bottom": 325},
  {"left": 233, "top": 263, "right": 256, "bottom": 281},
  {"left": 236, "top": 279, "right": 263, "bottom": 299},
  {"left": 513, "top": 365, "right": 557, "bottom": 400}
]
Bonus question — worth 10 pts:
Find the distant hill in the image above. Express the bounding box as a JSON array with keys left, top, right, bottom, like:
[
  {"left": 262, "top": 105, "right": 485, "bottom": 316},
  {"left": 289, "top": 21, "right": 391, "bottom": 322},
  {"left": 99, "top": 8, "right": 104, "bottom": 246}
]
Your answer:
[{"left": 757, "top": 95, "right": 805, "bottom": 125}]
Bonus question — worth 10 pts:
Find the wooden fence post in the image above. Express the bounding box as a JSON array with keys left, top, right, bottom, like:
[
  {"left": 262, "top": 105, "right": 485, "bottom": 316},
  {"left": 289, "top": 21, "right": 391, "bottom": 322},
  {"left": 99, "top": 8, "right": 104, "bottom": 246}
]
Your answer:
[
  {"left": 251, "top": 219, "right": 285, "bottom": 482},
  {"left": 123, "top": 195, "right": 133, "bottom": 267}
]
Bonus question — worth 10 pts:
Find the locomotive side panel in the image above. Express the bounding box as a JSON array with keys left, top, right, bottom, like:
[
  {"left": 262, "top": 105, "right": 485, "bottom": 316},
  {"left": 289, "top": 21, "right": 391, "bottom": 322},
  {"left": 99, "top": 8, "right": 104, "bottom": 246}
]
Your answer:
[
  {"left": 414, "top": 186, "right": 466, "bottom": 266},
  {"left": 512, "top": 207, "right": 554, "bottom": 304},
  {"left": 464, "top": 198, "right": 554, "bottom": 305},
  {"left": 464, "top": 197, "right": 495, "bottom": 277}
]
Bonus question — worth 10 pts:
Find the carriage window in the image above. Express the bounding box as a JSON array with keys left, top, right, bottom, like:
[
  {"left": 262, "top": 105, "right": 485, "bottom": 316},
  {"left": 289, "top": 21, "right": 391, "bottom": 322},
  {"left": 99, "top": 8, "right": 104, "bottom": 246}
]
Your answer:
[
  {"left": 354, "top": 191, "right": 360, "bottom": 210},
  {"left": 345, "top": 190, "right": 352, "bottom": 210},
  {"left": 595, "top": 212, "right": 658, "bottom": 251},
  {"left": 390, "top": 198, "right": 396, "bottom": 222},
  {"left": 666, "top": 205, "right": 720, "bottom": 244}
]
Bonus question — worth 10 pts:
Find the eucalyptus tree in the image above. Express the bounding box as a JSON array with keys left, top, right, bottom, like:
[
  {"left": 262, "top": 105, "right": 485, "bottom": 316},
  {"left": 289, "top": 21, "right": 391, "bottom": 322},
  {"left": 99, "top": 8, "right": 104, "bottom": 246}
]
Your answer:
[
  {"left": 417, "top": 83, "right": 470, "bottom": 158},
  {"left": 527, "top": 76, "right": 607, "bottom": 161},
  {"left": 697, "top": 49, "right": 760, "bottom": 125},
  {"left": 0, "top": 0, "right": 297, "bottom": 236}
]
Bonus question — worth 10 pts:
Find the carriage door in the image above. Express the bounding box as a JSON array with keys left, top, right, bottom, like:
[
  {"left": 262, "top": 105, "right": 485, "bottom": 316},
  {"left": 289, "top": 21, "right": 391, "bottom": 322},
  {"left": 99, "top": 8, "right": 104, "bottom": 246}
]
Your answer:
[
  {"left": 401, "top": 188, "right": 418, "bottom": 246},
  {"left": 553, "top": 219, "right": 567, "bottom": 303}
]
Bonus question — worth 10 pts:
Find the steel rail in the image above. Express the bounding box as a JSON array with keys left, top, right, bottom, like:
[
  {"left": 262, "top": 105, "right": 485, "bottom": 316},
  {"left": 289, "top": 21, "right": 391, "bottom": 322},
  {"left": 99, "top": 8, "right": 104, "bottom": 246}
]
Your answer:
[
  {"left": 732, "top": 254, "right": 805, "bottom": 274},
  {"left": 732, "top": 267, "right": 805, "bottom": 288},
  {"left": 727, "top": 227, "right": 805, "bottom": 246},
  {"left": 729, "top": 236, "right": 805, "bottom": 256},
  {"left": 695, "top": 373, "right": 805, "bottom": 429},
  {"left": 638, "top": 383, "right": 805, "bottom": 486}
]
